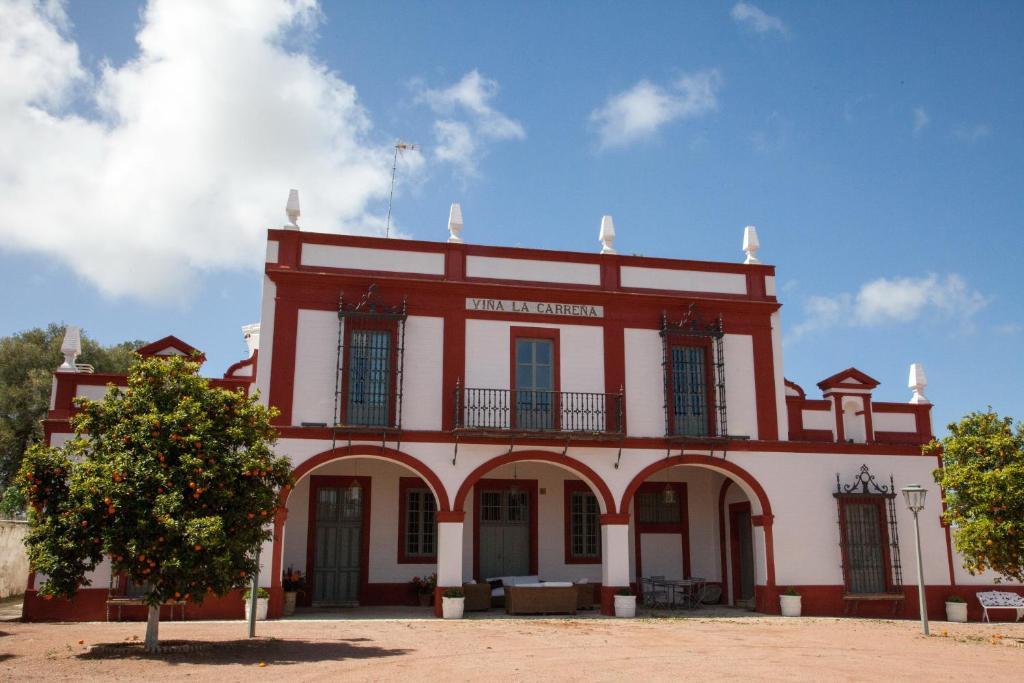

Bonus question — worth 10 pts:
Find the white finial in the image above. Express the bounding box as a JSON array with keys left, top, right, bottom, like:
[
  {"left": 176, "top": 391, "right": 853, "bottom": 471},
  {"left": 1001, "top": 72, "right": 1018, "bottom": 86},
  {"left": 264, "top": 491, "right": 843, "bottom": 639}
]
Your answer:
[
  {"left": 599, "top": 215, "right": 616, "bottom": 254},
  {"left": 58, "top": 325, "right": 82, "bottom": 372},
  {"left": 448, "top": 202, "right": 464, "bottom": 243},
  {"left": 908, "top": 363, "right": 929, "bottom": 404},
  {"left": 743, "top": 225, "right": 761, "bottom": 264},
  {"left": 285, "top": 189, "right": 300, "bottom": 229},
  {"left": 242, "top": 323, "right": 260, "bottom": 356}
]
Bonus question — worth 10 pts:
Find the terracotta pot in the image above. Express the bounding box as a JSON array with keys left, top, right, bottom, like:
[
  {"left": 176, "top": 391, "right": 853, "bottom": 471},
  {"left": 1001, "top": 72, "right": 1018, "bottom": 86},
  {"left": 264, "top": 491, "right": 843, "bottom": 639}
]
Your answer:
[{"left": 283, "top": 591, "right": 297, "bottom": 616}]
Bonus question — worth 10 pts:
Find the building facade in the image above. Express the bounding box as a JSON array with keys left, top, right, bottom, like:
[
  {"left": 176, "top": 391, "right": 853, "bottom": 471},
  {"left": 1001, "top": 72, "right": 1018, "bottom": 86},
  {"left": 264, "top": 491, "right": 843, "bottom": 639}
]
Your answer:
[{"left": 24, "top": 216, "right": 1016, "bottom": 621}]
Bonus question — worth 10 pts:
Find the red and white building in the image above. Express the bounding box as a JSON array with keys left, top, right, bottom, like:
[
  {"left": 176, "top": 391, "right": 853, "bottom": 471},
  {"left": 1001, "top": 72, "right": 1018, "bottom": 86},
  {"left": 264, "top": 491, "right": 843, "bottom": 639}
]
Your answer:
[{"left": 24, "top": 204, "right": 1016, "bottom": 622}]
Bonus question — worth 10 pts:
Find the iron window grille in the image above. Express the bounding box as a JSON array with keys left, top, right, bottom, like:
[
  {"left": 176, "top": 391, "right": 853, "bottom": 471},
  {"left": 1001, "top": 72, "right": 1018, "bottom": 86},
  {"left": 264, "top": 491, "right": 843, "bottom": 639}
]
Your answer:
[
  {"left": 333, "top": 284, "right": 407, "bottom": 433},
  {"left": 833, "top": 464, "right": 904, "bottom": 596},
  {"left": 660, "top": 305, "right": 729, "bottom": 440}
]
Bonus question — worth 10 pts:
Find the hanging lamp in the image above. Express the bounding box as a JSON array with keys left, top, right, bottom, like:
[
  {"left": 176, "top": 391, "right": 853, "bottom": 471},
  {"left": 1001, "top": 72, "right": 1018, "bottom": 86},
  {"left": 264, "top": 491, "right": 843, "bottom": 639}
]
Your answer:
[
  {"left": 347, "top": 458, "right": 362, "bottom": 503},
  {"left": 662, "top": 464, "right": 676, "bottom": 505}
]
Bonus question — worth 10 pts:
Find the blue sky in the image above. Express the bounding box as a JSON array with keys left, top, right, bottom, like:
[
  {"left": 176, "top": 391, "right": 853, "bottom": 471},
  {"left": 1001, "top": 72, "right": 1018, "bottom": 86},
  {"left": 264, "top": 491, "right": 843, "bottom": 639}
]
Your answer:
[{"left": 1, "top": 1, "right": 1022, "bottom": 434}]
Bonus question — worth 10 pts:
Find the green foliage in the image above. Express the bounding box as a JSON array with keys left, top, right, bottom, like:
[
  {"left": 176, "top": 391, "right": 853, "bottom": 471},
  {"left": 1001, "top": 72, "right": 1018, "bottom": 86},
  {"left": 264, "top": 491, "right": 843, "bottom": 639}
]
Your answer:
[
  {"left": 0, "top": 324, "right": 143, "bottom": 489},
  {"left": 244, "top": 587, "right": 270, "bottom": 600},
  {"left": 17, "top": 355, "right": 292, "bottom": 607},
  {"left": 615, "top": 588, "right": 634, "bottom": 597},
  {"left": 928, "top": 409, "right": 1024, "bottom": 582},
  {"left": 945, "top": 594, "right": 965, "bottom": 603},
  {"left": 782, "top": 587, "right": 800, "bottom": 597}
]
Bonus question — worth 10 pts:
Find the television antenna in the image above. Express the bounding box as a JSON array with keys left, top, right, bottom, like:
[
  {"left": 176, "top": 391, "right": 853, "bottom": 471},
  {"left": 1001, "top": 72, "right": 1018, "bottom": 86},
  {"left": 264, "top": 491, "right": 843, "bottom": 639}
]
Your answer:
[{"left": 385, "top": 140, "right": 418, "bottom": 238}]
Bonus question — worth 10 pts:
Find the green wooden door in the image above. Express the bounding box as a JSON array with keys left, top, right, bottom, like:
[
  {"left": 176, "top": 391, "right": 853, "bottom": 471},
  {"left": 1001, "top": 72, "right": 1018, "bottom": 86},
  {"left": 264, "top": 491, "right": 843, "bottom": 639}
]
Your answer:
[{"left": 313, "top": 487, "right": 362, "bottom": 605}]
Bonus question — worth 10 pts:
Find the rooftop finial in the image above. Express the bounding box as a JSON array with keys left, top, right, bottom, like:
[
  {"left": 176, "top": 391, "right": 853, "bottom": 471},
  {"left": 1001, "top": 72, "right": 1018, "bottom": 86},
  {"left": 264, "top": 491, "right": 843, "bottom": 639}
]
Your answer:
[
  {"left": 58, "top": 325, "right": 82, "bottom": 372},
  {"left": 285, "top": 189, "right": 300, "bottom": 229},
  {"left": 448, "top": 202, "right": 464, "bottom": 243},
  {"left": 743, "top": 225, "right": 760, "bottom": 264},
  {"left": 599, "top": 215, "right": 616, "bottom": 254},
  {"left": 908, "top": 363, "right": 929, "bottom": 404}
]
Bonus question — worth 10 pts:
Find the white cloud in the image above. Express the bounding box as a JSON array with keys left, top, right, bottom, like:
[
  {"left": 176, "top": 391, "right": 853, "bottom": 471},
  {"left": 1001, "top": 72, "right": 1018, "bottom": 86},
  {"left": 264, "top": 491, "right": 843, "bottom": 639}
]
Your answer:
[
  {"left": 788, "top": 274, "right": 988, "bottom": 341},
  {"left": 0, "top": 0, "right": 420, "bottom": 304},
  {"left": 590, "top": 70, "right": 721, "bottom": 149},
  {"left": 416, "top": 70, "right": 524, "bottom": 176},
  {"left": 953, "top": 123, "right": 991, "bottom": 143},
  {"left": 913, "top": 107, "right": 929, "bottom": 135},
  {"left": 730, "top": 2, "right": 788, "bottom": 36}
]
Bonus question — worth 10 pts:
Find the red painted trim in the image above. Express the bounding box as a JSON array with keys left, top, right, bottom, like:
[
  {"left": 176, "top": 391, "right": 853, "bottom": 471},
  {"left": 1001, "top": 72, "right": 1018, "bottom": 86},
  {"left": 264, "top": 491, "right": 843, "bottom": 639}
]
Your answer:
[
  {"left": 510, "top": 326, "right": 561, "bottom": 429},
  {"left": 632, "top": 481, "right": 690, "bottom": 583},
  {"left": 717, "top": 479, "right": 732, "bottom": 604},
  {"left": 602, "top": 320, "right": 626, "bottom": 433},
  {"left": 600, "top": 513, "right": 630, "bottom": 525},
  {"left": 751, "top": 327, "right": 779, "bottom": 440},
  {"left": 223, "top": 349, "right": 257, "bottom": 380},
  {"left": 136, "top": 335, "right": 205, "bottom": 362},
  {"left": 783, "top": 379, "right": 806, "bottom": 399},
  {"left": 563, "top": 479, "right": 602, "bottom": 564},
  {"left": 267, "top": 297, "right": 298, "bottom": 426},
  {"left": 436, "top": 511, "right": 465, "bottom": 523},
  {"left": 817, "top": 367, "right": 880, "bottom": 391},
  {"left": 397, "top": 477, "right": 438, "bottom": 564},
  {"left": 729, "top": 501, "right": 753, "bottom": 605},
  {"left": 472, "top": 478, "right": 539, "bottom": 580},
  {"left": 442, "top": 311, "right": 466, "bottom": 430},
  {"left": 306, "top": 475, "right": 371, "bottom": 605},
  {"left": 452, "top": 450, "right": 616, "bottom": 515}
]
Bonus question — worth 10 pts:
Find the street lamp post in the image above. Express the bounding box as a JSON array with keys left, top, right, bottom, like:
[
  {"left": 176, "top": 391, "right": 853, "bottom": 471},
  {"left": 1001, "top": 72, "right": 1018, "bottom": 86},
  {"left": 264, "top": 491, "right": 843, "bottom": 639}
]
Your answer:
[{"left": 901, "top": 484, "right": 928, "bottom": 635}]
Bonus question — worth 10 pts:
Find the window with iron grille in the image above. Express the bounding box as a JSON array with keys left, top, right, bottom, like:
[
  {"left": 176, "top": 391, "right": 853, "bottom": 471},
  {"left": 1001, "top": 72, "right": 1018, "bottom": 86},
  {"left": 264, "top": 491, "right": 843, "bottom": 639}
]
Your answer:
[
  {"left": 670, "top": 344, "right": 709, "bottom": 436},
  {"left": 569, "top": 490, "right": 600, "bottom": 560},
  {"left": 404, "top": 488, "right": 437, "bottom": 558},
  {"left": 660, "top": 309, "right": 728, "bottom": 439},
  {"left": 636, "top": 491, "right": 681, "bottom": 524},
  {"left": 833, "top": 465, "right": 904, "bottom": 596},
  {"left": 346, "top": 329, "right": 391, "bottom": 426}
]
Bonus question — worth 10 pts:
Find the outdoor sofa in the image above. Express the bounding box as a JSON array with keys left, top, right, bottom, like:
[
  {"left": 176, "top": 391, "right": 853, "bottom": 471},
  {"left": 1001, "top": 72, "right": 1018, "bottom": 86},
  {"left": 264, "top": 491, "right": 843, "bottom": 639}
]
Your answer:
[{"left": 504, "top": 583, "right": 578, "bottom": 615}]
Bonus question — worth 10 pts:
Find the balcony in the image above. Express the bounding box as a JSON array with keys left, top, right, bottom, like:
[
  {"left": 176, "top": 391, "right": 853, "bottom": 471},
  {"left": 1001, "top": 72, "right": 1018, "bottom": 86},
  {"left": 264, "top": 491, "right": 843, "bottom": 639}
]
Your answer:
[{"left": 453, "top": 386, "right": 624, "bottom": 439}]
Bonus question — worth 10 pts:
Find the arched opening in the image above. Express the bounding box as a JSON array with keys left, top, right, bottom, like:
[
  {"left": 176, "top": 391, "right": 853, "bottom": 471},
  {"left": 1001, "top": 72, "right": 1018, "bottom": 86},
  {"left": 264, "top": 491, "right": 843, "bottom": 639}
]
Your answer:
[
  {"left": 842, "top": 398, "right": 867, "bottom": 444},
  {"left": 620, "top": 454, "right": 776, "bottom": 613},
  {"left": 450, "top": 450, "right": 615, "bottom": 594},
  {"left": 270, "top": 445, "right": 449, "bottom": 614}
]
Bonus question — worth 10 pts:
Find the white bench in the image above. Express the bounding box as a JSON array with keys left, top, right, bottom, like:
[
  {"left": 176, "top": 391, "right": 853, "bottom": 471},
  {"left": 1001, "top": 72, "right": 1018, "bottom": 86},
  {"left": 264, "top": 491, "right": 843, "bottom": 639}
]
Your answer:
[{"left": 976, "top": 591, "right": 1024, "bottom": 623}]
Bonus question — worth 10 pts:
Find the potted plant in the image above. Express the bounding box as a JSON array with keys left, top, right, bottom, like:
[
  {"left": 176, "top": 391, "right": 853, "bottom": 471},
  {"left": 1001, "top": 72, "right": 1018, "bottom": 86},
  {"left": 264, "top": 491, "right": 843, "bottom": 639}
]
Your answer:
[
  {"left": 614, "top": 588, "right": 637, "bottom": 618},
  {"left": 779, "top": 587, "right": 801, "bottom": 617},
  {"left": 282, "top": 567, "right": 305, "bottom": 617},
  {"left": 945, "top": 594, "right": 967, "bottom": 622},
  {"left": 410, "top": 574, "right": 437, "bottom": 606},
  {"left": 243, "top": 587, "right": 270, "bottom": 621},
  {"left": 441, "top": 587, "right": 465, "bottom": 619}
]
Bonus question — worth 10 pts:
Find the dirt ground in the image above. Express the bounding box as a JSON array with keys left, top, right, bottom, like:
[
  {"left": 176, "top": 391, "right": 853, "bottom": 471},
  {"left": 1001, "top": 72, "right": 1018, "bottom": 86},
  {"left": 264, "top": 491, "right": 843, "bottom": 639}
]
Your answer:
[{"left": 1, "top": 610, "right": 1023, "bottom": 681}]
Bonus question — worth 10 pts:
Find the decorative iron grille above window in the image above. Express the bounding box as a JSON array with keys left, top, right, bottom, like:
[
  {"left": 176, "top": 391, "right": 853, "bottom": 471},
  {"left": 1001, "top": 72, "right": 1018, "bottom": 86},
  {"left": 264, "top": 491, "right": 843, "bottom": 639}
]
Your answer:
[
  {"left": 660, "top": 305, "right": 729, "bottom": 440},
  {"left": 333, "top": 285, "right": 407, "bottom": 433}
]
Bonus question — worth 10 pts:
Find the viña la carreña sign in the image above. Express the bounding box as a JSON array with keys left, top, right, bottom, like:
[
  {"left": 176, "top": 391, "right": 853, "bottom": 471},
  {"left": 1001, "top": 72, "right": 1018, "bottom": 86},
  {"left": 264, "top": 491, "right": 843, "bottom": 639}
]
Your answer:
[{"left": 466, "top": 298, "right": 603, "bottom": 318}]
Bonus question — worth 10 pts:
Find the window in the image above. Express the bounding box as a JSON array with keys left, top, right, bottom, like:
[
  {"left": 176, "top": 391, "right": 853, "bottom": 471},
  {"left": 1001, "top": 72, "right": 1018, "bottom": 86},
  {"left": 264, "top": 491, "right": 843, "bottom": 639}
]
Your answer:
[
  {"left": 398, "top": 478, "right": 437, "bottom": 563},
  {"left": 564, "top": 481, "right": 600, "bottom": 563},
  {"left": 836, "top": 497, "right": 893, "bottom": 594},
  {"left": 669, "top": 342, "right": 710, "bottom": 437},
  {"left": 636, "top": 491, "right": 681, "bottom": 525},
  {"left": 510, "top": 327, "right": 560, "bottom": 431},
  {"left": 345, "top": 328, "right": 391, "bottom": 426}
]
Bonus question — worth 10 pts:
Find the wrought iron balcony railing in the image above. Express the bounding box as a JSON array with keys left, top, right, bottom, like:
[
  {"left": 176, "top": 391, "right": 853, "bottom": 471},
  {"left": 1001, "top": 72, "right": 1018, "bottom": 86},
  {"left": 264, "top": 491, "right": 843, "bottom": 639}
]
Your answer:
[{"left": 453, "top": 385, "right": 624, "bottom": 437}]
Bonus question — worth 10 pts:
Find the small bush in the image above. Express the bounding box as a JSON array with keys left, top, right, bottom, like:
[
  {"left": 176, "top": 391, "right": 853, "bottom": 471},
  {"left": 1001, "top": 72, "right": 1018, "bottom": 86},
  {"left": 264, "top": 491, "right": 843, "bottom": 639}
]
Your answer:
[
  {"left": 782, "top": 587, "right": 800, "bottom": 597},
  {"left": 244, "top": 587, "right": 270, "bottom": 600},
  {"left": 616, "top": 588, "right": 634, "bottom": 597},
  {"left": 442, "top": 587, "right": 464, "bottom": 599},
  {"left": 946, "top": 594, "right": 965, "bottom": 603}
]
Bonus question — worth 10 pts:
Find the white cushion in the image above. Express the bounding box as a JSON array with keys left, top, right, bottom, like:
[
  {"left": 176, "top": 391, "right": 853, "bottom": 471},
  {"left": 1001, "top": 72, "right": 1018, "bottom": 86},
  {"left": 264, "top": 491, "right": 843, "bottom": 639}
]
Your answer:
[
  {"left": 516, "top": 583, "right": 546, "bottom": 589},
  {"left": 541, "top": 582, "right": 573, "bottom": 588}
]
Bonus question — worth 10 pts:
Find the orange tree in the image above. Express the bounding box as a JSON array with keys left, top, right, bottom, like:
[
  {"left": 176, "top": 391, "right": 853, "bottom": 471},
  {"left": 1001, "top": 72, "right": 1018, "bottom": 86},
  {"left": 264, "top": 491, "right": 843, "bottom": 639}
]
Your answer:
[
  {"left": 929, "top": 409, "right": 1024, "bottom": 582},
  {"left": 18, "top": 355, "right": 291, "bottom": 652}
]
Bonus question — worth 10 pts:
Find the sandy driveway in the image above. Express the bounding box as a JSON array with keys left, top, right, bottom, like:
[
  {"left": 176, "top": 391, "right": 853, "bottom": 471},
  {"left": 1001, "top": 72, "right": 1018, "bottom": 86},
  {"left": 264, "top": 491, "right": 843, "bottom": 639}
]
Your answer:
[{"left": 1, "top": 613, "right": 1022, "bottom": 681}]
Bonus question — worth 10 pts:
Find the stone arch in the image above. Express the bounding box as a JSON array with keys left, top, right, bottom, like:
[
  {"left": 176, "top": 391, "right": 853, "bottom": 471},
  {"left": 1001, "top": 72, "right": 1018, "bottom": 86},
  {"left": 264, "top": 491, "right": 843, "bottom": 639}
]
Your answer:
[{"left": 452, "top": 449, "right": 616, "bottom": 515}]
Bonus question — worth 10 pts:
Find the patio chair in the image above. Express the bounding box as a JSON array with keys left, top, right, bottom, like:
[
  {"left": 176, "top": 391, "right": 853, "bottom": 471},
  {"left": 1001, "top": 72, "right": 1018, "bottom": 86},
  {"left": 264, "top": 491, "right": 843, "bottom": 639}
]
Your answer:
[{"left": 641, "top": 576, "right": 670, "bottom": 609}]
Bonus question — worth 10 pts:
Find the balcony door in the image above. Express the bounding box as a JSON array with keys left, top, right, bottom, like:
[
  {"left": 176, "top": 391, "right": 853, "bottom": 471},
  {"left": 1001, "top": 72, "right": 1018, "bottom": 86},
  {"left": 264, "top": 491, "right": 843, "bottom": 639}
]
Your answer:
[{"left": 514, "top": 338, "right": 554, "bottom": 430}]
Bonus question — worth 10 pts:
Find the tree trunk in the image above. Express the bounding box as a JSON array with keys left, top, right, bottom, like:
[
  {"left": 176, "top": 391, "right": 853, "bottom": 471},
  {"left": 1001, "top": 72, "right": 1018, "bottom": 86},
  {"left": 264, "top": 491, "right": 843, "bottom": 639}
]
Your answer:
[{"left": 144, "top": 604, "right": 160, "bottom": 653}]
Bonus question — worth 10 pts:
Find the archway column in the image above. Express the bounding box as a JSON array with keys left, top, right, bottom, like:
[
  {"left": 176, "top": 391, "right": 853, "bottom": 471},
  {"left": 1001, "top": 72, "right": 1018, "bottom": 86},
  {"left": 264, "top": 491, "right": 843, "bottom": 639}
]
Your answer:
[
  {"left": 599, "top": 513, "right": 631, "bottom": 615},
  {"left": 433, "top": 511, "right": 466, "bottom": 617}
]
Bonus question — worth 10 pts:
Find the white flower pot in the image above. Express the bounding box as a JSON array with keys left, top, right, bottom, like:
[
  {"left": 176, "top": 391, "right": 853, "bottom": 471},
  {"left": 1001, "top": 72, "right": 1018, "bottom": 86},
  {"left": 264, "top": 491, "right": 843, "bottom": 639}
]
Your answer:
[
  {"left": 244, "top": 597, "right": 269, "bottom": 620},
  {"left": 442, "top": 596, "right": 465, "bottom": 619},
  {"left": 614, "top": 594, "right": 636, "bottom": 618},
  {"left": 779, "top": 594, "right": 801, "bottom": 617},
  {"left": 945, "top": 601, "right": 967, "bottom": 623}
]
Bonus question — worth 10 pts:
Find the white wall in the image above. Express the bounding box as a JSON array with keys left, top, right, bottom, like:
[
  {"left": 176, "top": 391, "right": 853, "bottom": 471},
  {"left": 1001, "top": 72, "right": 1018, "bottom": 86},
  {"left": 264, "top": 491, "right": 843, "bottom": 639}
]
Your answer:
[
  {"left": 465, "top": 255, "right": 600, "bottom": 285},
  {"left": 620, "top": 266, "right": 747, "bottom": 295},
  {"left": 401, "top": 316, "right": 444, "bottom": 430},
  {"left": 723, "top": 334, "right": 757, "bottom": 439},
  {"left": 873, "top": 411, "right": 917, "bottom": 433},
  {"left": 623, "top": 328, "right": 663, "bottom": 437},
  {"left": 301, "top": 244, "right": 445, "bottom": 275}
]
